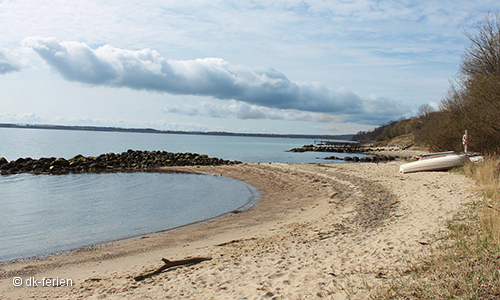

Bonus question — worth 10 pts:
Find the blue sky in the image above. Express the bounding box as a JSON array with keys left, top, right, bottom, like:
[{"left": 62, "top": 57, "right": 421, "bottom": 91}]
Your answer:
[{"left": 0, "top": 1, "right": 498, "bottom": 135}]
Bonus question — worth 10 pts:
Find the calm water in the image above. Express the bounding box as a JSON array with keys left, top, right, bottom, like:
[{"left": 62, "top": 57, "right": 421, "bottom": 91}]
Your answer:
[
  {"left": 0, "top": 127, "right": 360, "bottom": 162},
  {"left": 0, "top": 172, "right": 258, "bottom": 262},
  {"left": 0, "top": 127, "right": 363, "bottom": 262}
]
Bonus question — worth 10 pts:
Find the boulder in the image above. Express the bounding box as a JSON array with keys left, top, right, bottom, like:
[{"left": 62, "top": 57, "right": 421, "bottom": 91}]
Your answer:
[
  {"left": 1, "top": 162, "right": 13, "bottom": 170},
  {"left": 15, "top": 157, "right": 27, "bottom": 165},
  {"left": 89, "top": 163, "right": 105, "bottom": 170},
  {"left": 1, "top": 150, "right": 239, "bottom": 175},
  {"left": 51, "top": 158, "right": 70, "bottom": 167}
]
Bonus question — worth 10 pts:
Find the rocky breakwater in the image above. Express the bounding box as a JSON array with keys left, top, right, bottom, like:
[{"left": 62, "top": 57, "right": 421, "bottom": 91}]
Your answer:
[
  {"left": 323, "top": 155, "right": 395, "bottom": 163},
  {"left": 289, "top": 142, "right": 364, "bottom": 154},
  {"left": 289, "top": 142, "right": 397, "bottom": 163},
  {"left": 0, "top": 150, "right": 240, "bottom": 176}
]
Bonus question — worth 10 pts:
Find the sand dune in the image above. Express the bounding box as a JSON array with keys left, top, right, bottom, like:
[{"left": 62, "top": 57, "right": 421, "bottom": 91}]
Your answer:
[{"left": 0, "top": 161, "right": 480, "bottom": 299}]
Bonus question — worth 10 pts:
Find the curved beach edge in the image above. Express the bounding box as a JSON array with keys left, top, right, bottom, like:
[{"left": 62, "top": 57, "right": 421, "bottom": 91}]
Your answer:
[
  {"left": 0, "top": 170, "right": 261, "bottom": 265},
  {"left": 1, "top": 161, "right": 480, "bottom": 299}
]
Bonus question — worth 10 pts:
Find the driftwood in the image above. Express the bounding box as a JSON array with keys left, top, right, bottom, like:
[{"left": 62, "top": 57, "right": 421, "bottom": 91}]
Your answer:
[
  {"left": 215, "top": 237, "right": 257, "bottom": 247},
  {"left": 134, "top": 257, "right": 212, "bottom": 281}
]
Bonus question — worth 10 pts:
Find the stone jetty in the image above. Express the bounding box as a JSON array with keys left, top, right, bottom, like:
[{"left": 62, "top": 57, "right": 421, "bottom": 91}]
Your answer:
[
  {"left": 0, "top": 150, "right": 240, "bottom": 175},
  {"left": 289, "top": 141, "right": 365, "bottom": 153},
  {"left": 290, "top": 142, "right": 399, "bottom": 163}
]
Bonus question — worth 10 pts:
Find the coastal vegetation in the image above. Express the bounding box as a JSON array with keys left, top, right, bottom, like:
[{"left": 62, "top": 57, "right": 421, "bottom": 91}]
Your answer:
[
  {"left": 356, "top": 13, "right": 500, "bottom": 155},
  {"left": 373, "top": 158, "right": 500, "bottom": 299},
  {"left": 371, "top": 13, "right": 500, "bottom": 299}
]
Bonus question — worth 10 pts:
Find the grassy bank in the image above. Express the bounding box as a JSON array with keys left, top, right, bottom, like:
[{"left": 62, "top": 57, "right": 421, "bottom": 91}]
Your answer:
[{"left": 373, "top": 157, "right": 500, "bottom": 299}]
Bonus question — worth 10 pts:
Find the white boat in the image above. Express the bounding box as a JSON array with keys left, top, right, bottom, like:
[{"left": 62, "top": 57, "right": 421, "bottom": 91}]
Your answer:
[
  {"left": 418, "top": 151, "right": 456, "bottom": 160},
  {"left": 399, "top": 152, "right": 469, "bottom": 174}
]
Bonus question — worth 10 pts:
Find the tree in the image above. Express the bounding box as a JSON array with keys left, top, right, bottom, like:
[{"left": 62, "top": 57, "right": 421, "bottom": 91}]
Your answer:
[
  {"left": 417, "top": 104, "right": 435, "bottom": 125},
  {"left": 460, "top": 13, "right": 500, "bottom": 80},
  {"left": 419, "top": 13, "right": 500, "bottom": 153}
]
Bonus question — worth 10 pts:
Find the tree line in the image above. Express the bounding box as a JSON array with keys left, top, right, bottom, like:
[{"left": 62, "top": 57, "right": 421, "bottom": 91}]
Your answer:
[{"left": 355, "top": 13, "right": 500, "bottom": 154}]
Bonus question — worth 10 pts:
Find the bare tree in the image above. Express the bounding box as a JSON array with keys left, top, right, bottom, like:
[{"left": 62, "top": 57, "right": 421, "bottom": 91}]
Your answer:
[
  {"left": 418, "top": 13, "right": 500, "bottom": 153},
  {"left": 460, "top": 12, "right": 500, "bottom": 80},
  {"left": 417, "top": 104, "right": 435, "bottom": 124}
]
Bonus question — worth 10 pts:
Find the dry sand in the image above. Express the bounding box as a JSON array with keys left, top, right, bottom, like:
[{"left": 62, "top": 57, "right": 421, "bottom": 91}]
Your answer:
[{"left": 0, "top": 160, "right": 480, "bottom": 299}]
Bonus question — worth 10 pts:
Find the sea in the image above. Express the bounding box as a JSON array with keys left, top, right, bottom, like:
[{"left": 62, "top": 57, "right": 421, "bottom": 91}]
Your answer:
[{"left": 0, "top": 127, "right": 365, "bottom": 262}]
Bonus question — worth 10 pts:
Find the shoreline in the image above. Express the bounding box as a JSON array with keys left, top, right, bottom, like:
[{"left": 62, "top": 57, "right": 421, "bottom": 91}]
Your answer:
[
  {"left": 0, "top": 160, "right": 480, "bottom": 299},
  {"left": 0, "top": 168, "right": 261, "bottom": 266},
  {"left": 0, "top": 175, "right": 261, "bottom": 266}
]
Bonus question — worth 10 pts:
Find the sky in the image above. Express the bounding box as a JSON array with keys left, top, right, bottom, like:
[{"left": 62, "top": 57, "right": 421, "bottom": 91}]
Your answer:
[{"left": 1, "top": 1, "right": 499, "bottom": 135}]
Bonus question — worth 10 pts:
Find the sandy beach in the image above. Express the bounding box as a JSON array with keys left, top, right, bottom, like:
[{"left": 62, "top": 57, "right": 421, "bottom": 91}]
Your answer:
[{"left": 0, "top": 159, "right": 480, "bottom": 299}]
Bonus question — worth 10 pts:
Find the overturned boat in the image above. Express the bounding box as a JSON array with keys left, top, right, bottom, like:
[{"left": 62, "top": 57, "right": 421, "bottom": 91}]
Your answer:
[{"left": 399, "top": 152, "right": 469, "bottom": 174}]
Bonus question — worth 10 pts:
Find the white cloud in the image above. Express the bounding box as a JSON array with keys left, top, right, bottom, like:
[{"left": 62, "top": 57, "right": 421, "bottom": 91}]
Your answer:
[
  {"left": 164, "top": 100, "right": 344, "bottom": 123},
  {"left": 23, "top": 37, "right": 408, "bottom": 124},
  {"left": 0, "top": 46, "right": 27, "bottom": 74},
  {"left": 3, "top": 1, "right": 497, "bottom": 134},
  {"left": 0, "top": 112, "right": 44, "bottom": 123}
]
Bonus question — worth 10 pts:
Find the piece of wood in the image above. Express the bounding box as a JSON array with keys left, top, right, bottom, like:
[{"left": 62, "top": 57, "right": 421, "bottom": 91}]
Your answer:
[
  {"left": 215, "top": 237, "right": 257, "bottom": 247},
  {"left": 134, "top": 257, "right": 212, "bottom": 281}
]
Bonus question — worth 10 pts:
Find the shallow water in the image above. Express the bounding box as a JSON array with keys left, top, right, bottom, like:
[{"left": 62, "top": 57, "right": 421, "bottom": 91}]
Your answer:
[{"left": 0, "top": 172, "right": 259, "bottom": 262}]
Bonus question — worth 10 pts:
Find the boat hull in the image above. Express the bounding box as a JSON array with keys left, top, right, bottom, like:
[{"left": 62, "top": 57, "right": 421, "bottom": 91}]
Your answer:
[{"left": 399, "top": 154, "right": 468, "bottom": 174}]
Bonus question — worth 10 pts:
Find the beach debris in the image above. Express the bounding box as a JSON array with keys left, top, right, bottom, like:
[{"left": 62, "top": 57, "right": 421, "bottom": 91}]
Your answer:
[
  {"left": 469, "top": 155, "right": 484, "bottom": 163},
  {"left": 215, "top": 237, "right": 257, "bottom": 247},
  {"left": 134, "top": 257, "right": 212, "bottom": 281},
  {"left": 85, "top": 277, "right": 103, "bottom": 282}
]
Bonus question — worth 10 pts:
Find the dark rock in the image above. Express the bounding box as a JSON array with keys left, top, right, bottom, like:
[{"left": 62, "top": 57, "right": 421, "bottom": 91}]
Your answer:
[
  {"left": 39, "top": 157, "right": 52, "bottom": 164},
  {"left": 0, "top": 157, "right": 8, "bottom": 166},
  {"left": 15, "top": 157, "right": 27, "bottom": 165},
  {"left": 51, "top": 158, "right": 70, "bottom": 167},
  {"left": 49, "top": 165, "right": 61, "bottom": 173},
  {"left": 1, "top": 162, "right": 12, "bottom": 170},
  {"left": 1, "top": 149, "right": 239, "bottom": 176}
]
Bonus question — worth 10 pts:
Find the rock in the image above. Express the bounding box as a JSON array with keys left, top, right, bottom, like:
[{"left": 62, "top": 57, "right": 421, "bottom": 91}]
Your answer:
[
  {"left": 1, "top": 162, "right": 10, "bottom": 171},
  {"left": 49, "top": 165, "right": 60, "bottom": 173},
  {"left": 51, "top": 158, "right": 70, "bottom": 167},
  {"left": 0, "top": 150, "right": 238, "bottom": 175},
  {"left": 89, "top": 163, "right": 105, "bottom": 170},
  {"left": 70, "top": 154, "right": 84, "bottom": 161},
  {"left": 39, "top": 157, "right": 53, "bottom": 164},
  {"left": 15, "top": 157, "right": 27, "bottom": 165}
]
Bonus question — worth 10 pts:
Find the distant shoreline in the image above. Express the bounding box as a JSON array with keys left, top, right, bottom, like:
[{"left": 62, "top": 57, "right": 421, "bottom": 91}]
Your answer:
[{"left": 0, "top": 123, "right": 353, "bottom": 140}]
